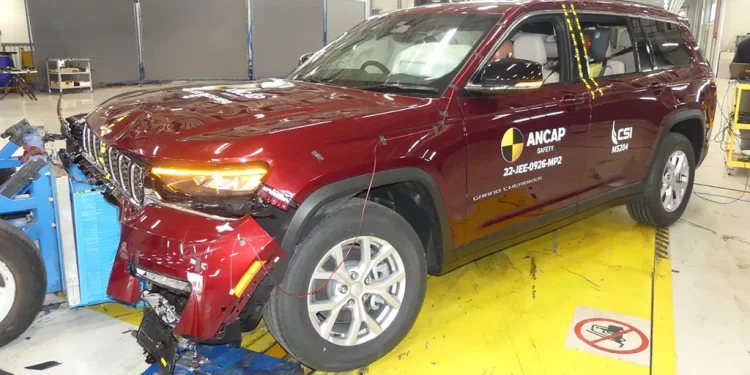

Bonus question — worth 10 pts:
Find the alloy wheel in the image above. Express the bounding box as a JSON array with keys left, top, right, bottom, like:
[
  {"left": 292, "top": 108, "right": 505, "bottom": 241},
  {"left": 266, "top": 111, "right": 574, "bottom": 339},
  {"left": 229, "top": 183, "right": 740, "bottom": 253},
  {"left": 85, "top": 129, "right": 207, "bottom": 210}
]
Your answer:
[
  {"left": 660, "top": 150, "right": 690, "bottom": 212},
  {"left": 0, "top": 260, "right": 17, "bottom": 323},
  {"left": 307, "top": 236, "right": 406, "bottom": 346}
]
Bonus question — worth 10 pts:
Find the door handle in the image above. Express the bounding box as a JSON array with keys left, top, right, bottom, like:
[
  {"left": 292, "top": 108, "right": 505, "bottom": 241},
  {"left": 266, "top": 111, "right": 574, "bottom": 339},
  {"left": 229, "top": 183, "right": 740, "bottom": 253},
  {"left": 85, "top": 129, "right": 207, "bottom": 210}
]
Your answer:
[
  {"left": 647, "top": 82, "right": 666, "bottom": 94},
  {"left": 558, "top": 95, "right": 585, "bottom": 107}
]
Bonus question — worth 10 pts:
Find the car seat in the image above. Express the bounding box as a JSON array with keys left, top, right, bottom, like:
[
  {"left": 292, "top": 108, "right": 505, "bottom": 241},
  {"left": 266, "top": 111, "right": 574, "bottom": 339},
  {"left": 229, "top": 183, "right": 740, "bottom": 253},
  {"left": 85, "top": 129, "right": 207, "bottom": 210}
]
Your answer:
[
  {"left": 513, "top": 33, "right": 559, "bottom": 84},
  {"left": 586, "top": 28, "right": 616, "bottom": 77},
  {"left": 544, "top": 35, "right": 558, "bottom": 61},
  {"left": 609, "top": 29, "right": 634, "bottom": 74},
  {"left": 391, "top": 42, "right": 472, "bottom": 79}
]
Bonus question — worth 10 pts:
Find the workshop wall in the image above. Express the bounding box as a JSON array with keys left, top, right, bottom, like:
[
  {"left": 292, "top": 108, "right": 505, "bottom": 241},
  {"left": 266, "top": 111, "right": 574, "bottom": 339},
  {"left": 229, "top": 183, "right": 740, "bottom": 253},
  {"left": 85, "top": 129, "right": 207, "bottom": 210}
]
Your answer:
[
  {"left": 0, "top": 0, "right": 30, "bottom": 43},
  {"left": 326, "top": 0, "right": 367, "bottom": 43},
  {"left": 24, "top": 0, "right": 367, "bottom": 86},
  {"left": 26, "top": 0, "right": 140, "bottom": 88},
  {"left": 718, "top": 0, "right": 750, "bottom": 51},
  {"left": 251, "top": 0, "right": 325, "bottom": 79},
  {"left": 140, "top": 0, "right": 249, "bottom": 81}
]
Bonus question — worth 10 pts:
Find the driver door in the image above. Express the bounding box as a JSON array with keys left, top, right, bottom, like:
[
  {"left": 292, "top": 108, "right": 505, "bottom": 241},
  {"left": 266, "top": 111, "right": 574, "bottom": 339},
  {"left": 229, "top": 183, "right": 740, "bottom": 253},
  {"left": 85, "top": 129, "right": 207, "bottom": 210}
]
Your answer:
[{"left": 458, "top": 14, "right": 592, "bottom": 247}]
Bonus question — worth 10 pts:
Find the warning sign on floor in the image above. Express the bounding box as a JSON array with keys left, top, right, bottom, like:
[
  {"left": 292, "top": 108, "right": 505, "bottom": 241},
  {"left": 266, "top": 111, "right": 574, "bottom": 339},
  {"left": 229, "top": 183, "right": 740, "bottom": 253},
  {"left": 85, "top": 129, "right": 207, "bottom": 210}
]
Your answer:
[{"left": 564, "top": 306, "right": 651, "bottom": 366}]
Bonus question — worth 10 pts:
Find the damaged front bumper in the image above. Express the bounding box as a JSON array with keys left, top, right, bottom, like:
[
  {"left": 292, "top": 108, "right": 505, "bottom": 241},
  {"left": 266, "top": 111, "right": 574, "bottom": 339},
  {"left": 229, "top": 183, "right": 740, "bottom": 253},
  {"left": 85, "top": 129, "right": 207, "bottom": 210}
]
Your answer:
[
  {"left": 62, "top": 115, "right": 288, "bottom": 371},
  {"left": 110, "top": 203, "right": 287, "bottom": 375},
  {"left": 109, "top": 201, "right": 285, "bottom": 339}
]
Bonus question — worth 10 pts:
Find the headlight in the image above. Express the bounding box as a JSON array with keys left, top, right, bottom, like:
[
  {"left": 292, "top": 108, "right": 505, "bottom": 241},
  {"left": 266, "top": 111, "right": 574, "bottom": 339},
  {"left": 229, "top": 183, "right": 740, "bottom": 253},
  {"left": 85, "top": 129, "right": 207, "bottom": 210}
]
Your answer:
[{"left": 151, "top": 165, "right": 267, "bottom": 198}]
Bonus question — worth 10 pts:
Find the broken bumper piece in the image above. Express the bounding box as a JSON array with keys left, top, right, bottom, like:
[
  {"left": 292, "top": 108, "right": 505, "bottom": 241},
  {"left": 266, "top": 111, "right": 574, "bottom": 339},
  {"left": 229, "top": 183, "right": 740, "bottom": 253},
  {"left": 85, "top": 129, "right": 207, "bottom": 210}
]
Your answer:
[{"left": 107, "top": 202, "right": 285, "bottom": 339}]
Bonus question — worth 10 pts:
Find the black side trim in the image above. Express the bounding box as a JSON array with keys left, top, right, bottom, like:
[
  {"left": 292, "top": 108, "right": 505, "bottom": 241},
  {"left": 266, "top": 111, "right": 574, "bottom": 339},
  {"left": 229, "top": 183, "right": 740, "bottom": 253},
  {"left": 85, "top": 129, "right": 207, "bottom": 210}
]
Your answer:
[
  {"left": 269, "top": 167, "right": 452, "bottom": 281},
  {"left": 442, "top": 183, "right": 642, "bottom": 274}
]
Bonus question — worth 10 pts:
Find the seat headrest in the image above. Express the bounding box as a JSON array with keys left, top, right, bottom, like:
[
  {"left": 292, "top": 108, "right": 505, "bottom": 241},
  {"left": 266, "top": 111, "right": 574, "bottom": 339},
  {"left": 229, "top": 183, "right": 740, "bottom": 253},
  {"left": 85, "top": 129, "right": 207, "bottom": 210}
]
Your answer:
[
  {"left": 588, "top": 28, "right": 611, "bottom": 62},
  {"left": 513, "top": 33, "right": 547, "bottom": 65},
  {"left": 544, "top": 35, "right": 558, "bottom": 59},
  {"left": 619, "top": 29, "right": 632, "bottom": 49},
  {"left": 510, "top": 31, "right": 526, "bottom": 42}
]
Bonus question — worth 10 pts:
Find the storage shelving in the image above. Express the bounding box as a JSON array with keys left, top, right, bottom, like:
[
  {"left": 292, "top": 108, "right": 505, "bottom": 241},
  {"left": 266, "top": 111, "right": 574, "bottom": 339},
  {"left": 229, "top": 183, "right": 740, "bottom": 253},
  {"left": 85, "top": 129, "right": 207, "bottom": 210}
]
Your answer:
[{"left": 46, "top": 58, "right": 94, "bottom": 93}]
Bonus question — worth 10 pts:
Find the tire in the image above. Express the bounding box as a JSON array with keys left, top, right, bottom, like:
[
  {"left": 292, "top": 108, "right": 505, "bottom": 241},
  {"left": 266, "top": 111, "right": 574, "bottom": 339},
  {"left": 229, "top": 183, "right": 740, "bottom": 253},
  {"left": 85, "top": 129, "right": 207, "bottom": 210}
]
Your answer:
[
  {"left": 0, "top": 220, "right": 46, "bottom": 348},
  {"left": 627, "top": 132, "right": 695, "bottom": 227},
  {"left": 264, "top": 198, "right": 427, "bottom": 372}
]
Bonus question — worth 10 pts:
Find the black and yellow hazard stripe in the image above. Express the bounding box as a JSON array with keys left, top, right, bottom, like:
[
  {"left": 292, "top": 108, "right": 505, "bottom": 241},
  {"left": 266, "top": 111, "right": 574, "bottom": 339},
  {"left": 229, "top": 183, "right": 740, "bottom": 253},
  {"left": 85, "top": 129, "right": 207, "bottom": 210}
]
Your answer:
[
  {"left": 561, "top": 4, "right": 595, "bottom": 99},
  {"left": 655, "top": 227, "right": 669, "bottom": 259},
  {"left": 570, "top": 4, "right": 604, "bottom": 97},
  {"left": 651, "top": 225, "right": 677, "bottom": 373}
]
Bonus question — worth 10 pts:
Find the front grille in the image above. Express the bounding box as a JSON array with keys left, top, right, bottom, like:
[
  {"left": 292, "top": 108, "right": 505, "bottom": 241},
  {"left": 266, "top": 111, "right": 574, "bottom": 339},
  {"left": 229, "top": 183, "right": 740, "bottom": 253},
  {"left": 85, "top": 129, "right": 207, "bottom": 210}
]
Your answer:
[{"left": 81, "top": 125, "right": 145, "bottom": 205}]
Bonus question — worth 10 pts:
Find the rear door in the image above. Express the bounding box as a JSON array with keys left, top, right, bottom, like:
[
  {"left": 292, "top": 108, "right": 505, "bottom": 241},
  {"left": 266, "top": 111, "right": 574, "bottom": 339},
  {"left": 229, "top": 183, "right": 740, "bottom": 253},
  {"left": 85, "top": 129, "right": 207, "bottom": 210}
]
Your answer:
[
  {"left": 577, "top": 16, "right": 677, "bottom": 201},
  {"left": 459, "top": 14, "right": 591, "bottom": 246}
]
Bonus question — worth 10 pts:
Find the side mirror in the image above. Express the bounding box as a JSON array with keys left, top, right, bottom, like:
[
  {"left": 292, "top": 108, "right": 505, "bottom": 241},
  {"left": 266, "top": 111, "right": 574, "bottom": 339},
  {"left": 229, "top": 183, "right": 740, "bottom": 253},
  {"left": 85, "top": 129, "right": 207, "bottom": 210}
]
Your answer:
[
  {"left": 466, "top": 58, "right": 544, "bottom": 95},
  {"left": 299, "top": 53, "right": 314, "bottom": 66}
]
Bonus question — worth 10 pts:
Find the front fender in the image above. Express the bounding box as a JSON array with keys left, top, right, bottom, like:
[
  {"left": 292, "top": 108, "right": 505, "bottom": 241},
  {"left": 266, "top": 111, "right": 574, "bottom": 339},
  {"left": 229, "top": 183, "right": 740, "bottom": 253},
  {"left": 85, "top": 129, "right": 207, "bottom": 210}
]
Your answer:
[{"left": 268, "top": 167, "right": 453, "bottom": 281}]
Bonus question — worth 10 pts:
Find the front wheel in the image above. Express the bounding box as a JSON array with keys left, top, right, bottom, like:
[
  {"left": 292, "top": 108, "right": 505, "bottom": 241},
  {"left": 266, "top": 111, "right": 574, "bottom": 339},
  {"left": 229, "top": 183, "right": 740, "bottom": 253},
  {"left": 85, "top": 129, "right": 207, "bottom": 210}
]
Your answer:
[
  {"left": 627, "top": 132, "right": 695, "bottom": 227},
  {"left": 264, "top": 198, "right": 427, "bottom": 372}
]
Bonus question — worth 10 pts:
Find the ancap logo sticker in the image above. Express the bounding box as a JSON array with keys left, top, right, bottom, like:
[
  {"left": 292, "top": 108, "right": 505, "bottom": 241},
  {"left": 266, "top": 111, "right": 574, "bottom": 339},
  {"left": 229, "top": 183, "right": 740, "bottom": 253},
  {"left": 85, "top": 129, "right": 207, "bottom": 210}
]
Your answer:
[
  {"left": 527, "top": 127, "right": 566, "bottom": 147},
  {"left": 501, "top": 127, "right": 524, "bottom": 163}
]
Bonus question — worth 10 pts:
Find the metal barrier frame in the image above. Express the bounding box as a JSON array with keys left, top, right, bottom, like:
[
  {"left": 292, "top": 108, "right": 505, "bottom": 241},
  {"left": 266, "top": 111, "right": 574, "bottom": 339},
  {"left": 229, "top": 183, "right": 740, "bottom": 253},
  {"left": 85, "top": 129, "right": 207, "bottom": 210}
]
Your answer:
[{"left": 0, "top": 130, "right": 63, "bottom": 293}]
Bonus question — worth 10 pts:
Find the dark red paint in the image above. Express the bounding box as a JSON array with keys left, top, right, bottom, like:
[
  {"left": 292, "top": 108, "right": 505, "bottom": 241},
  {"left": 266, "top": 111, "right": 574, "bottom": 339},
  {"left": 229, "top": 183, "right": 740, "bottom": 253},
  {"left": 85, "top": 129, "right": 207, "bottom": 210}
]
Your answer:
[
  {"left": 108, "top": 202, "right": 284, "bottom": 338},
  {"left": 101, "top": 0, "right": 715, "bottom": 339}
]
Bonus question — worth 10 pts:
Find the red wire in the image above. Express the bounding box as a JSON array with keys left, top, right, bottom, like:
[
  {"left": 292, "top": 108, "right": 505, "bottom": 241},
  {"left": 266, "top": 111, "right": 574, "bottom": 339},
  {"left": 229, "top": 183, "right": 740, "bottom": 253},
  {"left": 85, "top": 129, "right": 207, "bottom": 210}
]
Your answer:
[
  {"left": 246, "top": 129, "right": 433, "bottom": 299},
  {"left": 251, "top": 142, "right": 381, "bottom": 298},
  {"left": 52, "top": 162, "right": 91, "bottom": 184}
]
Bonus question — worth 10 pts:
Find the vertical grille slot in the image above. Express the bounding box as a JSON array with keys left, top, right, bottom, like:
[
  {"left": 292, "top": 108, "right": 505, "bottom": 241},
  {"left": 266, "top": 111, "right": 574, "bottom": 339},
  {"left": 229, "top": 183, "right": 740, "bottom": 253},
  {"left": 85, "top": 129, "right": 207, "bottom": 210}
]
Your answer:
[
  {"left": 132, "top": 164, "right": 145, "bottom": 203},
  {"left": 109, "top": 149, "right": 120, "bottom": 180},
  {"left": 119, "top": 155, "right": 132, "bottom": 197},
  {"left": 94, "top": 137, "right": 104, "bottom": 167},
  {"left": 89, "top": 128, "right": 96, "bottom": 158},
  {"left": 82, "top": 127, "right": 89, "bottom": 153}
]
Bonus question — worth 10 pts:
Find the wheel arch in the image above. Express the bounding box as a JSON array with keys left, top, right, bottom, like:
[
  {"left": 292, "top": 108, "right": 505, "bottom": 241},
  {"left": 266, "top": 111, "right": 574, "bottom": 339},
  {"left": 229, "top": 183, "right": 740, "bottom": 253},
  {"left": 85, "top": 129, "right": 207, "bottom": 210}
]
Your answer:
[
  {"left": 270, "top": 167, "right": 452, "bottom": 281},
  {"left": 656, "top": 108, "right": 706, "bottom": 165}
]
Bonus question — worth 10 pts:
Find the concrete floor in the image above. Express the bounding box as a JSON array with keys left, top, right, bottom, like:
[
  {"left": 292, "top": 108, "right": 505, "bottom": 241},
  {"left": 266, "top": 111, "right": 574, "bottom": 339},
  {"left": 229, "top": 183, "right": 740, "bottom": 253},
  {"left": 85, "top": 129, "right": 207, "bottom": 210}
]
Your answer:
[
  {"left": 0, "top": 80, "right": 749, "bottom": 374},
  {"left": 670, "top": 79, "right": 750, "bottom": 375}
]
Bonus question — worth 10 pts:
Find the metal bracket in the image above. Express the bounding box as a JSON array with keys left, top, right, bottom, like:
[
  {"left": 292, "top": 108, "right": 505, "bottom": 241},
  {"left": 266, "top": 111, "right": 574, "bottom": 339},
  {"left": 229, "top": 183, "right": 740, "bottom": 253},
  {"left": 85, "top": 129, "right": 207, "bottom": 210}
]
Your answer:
[{"left": 0, "top": 118, "right": 34, "bottom": 146}]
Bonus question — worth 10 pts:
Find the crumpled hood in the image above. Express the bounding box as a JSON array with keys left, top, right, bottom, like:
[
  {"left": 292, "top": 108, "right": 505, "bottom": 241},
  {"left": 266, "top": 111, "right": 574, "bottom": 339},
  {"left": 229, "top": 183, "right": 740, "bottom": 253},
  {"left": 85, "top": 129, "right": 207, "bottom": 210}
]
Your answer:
[{"left": 86, "top": 79, "right": 416, "bottom": 162}]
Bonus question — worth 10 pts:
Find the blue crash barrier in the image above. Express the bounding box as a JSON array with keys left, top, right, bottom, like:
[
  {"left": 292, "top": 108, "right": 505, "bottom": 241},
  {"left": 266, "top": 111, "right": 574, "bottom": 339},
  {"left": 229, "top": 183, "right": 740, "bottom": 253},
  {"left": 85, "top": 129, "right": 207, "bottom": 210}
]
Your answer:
[{"left": 0, "top": 127, "right": 63, "bottom": 293}]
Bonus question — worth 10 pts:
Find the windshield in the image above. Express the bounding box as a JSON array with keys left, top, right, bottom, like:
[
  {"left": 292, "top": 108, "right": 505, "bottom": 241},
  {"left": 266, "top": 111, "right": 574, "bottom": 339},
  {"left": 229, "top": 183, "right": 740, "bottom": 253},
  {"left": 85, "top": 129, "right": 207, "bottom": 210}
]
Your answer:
[{"left": 288, "top": 12, "right": 500, "bottom": 97}]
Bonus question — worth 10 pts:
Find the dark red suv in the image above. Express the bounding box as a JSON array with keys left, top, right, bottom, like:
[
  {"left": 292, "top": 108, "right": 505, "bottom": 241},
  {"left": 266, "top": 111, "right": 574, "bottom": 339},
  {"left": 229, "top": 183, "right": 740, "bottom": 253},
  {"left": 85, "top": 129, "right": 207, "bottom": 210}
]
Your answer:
[{"left": 63, "top": 0, "right": 715, "bottom": 372}]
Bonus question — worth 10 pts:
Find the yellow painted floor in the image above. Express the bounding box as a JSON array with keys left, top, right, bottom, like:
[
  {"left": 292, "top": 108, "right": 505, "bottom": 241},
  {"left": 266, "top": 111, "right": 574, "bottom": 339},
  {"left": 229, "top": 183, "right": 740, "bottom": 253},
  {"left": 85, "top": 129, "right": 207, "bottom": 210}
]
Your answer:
[{"left": 94, "top": 207, "right": 675, "bottom": 375}]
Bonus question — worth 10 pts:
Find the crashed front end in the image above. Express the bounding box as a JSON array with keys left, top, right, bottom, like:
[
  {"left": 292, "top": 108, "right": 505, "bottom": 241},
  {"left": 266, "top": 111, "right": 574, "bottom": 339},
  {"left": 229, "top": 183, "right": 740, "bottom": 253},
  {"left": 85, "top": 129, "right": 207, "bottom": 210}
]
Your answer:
[{"left": 62, "top": 115, "right": 291, "bottom": 372}]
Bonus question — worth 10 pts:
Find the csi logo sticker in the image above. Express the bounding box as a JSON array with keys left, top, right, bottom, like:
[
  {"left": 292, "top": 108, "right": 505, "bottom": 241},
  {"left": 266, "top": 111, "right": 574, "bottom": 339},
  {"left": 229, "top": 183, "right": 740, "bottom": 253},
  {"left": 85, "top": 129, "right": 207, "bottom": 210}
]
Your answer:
[
  {"left": 501, "top": 127, "right": 524, "bottom": 163},
  {"left": 611, "top": 121, "right": 633, "bottom": 154}
]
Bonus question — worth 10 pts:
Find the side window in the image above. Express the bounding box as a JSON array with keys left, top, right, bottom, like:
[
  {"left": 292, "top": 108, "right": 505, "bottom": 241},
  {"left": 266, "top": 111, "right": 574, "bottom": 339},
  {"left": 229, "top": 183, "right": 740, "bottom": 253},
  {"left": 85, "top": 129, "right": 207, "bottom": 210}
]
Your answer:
[
  {"left": 479, "top": 16, "right": 571, "bottom": 86},
  {"left": 646, "top": 21, "right": 693, "bottom": 69},
  {"left": 628, "top": 18, "right": 654, "bottom": 72},
  {"left": 576, "top": 15, "right": 637, "bottom": 77}
]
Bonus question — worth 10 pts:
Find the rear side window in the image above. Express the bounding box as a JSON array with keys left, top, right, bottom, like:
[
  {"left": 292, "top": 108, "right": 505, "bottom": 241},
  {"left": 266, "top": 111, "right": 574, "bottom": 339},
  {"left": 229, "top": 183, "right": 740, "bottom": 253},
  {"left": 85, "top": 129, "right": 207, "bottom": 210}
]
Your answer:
[
  {"left": 646, "top": 21, "right": 693, "bottom": 69},
  {"left": 627, "top": 18, "right": 653, "bottom": 72},
  {"left": 576, "top": 14, "right": 637, "bottom": 77}
]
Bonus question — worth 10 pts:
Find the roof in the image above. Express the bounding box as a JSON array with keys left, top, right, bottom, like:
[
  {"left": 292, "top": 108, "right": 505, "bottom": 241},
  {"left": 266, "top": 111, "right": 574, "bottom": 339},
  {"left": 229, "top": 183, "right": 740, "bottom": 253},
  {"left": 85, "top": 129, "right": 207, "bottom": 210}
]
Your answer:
[{"left": 395, "top": 0, "right": 682, "bottom": 23}]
